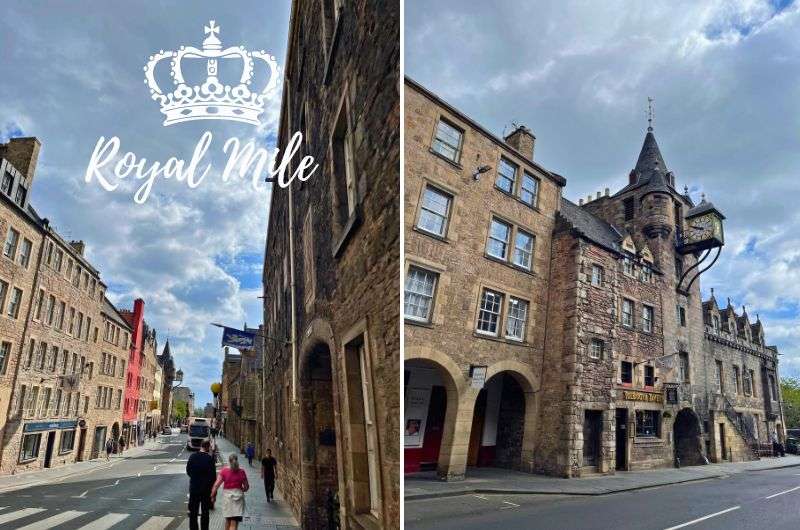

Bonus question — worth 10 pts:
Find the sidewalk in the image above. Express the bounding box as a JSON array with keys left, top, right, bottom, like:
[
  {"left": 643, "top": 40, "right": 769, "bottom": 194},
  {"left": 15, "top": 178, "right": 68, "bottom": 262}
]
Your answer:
[
  {"left": 405, "top": 455, "right": 800, "bottom": 501},
  {"left": 177, "top": 436, "right": 299, "bottom": 530},
  {"left": 0, "top": 436, "right": 164, "bottom": 494}
]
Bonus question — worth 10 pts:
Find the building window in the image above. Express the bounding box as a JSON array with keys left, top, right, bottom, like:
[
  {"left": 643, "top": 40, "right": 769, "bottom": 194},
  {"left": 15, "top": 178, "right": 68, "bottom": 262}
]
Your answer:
[
  {"left": 712, "top": 315, "right": 720, "bottom": 333},
  {"left": 677, "top": 305, "right": 686, "bottom": 327},
  {"left": 417, "top": 185, "right": 452, "bottom": 237},
  {"left": 622, "top": 257, "right": 633, "bottom": 276},
  {"left": 641, "top": 266, "right": 652, "bottom": 282},
  {"left": 7, "top": 287, "right": 22, "bottom": 318},
  {"left": 1, "top": 171, "right": 12, "bottom": 195},
  {"left": 18, "top": 238, "right": 32, "bottom": 268},
  {"left": 591, "top": 265, "right": 603, "bottom": 287},
  {"left": 431, "top": 119, "right": 463, "bottom": 162},
  {"left": 635, "top": 410, "right": 660, "bottom": 437},
  {"left": 644, "top": 365, "right": 655, "bottom": 387},
  {"left": 749, "top": 369, "right": 757, "bottom": 397},
  {"left": 505, "top": 297, "right": 528, "bottom": 341},
  {"left": 46, "top": 295, "right": 55, "bottom": 325},
  {"left": 513, "top": 229, "right": 534, "bottom": 270},
  {"left": 3, "top": 227, "right": 19, "bottom": 259},
  {"left": 0, "top": 280, "right": 6, "bottom": 312},
  {"left": 734, "top": 366, "right": 741, "bottom": 394},
  {"left": 476, "top": 289, "right": 503, "bottom": 336},
  {"left": 59, "top": 429, "right": 76, "bottom": 453},
  {"left": 404, "top": 267, "right": 437, "bottom": 323},
  {"left": 34, "top": 289, "right": 44, "bottom": 320},
  {"left": 487, "top": 218, "right": 511, "bottom": 259},
  {"left": 0, "top": 341, "right": 10, "bottom": 375},
  {"left": 642, "top": 305, "right": 654, "bottom": 333},
  {"left": 332, "top": 100, "right": 357, "bottom": 219},
  {"left": 520, "top": 172, "right": 539, "bottom": 206},
  {"left": 621, "top": 361, "right": 633, "bottom": 384},
  {"left": 20, "top": 433, "right": 41, "bottom": 461},
  {"left": 589, "top": 338, "right": 604, "bottom": 359},
  {"left": 14, "top": 183, "right": 27, "bottom": 206},
  {"left": 621, "top": 299, "right": 634, "bottom": 327},
  {"left": 769, "top": 374, "right": 777, "bottom": 401},
  {"left": 623, "top": 197, "right": 635, "bottom": 220},
  {"left": 495, "top": 158, "right": 517, "bottom": 194},
  {"left": 715, "top": 360, "right": 724, "bottom": 392}
]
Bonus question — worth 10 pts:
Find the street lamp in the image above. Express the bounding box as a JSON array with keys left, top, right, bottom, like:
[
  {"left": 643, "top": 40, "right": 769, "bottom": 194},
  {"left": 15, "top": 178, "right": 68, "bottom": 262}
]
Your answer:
[{"left": 168, "top": 368, "right": 184, "bottom": 426}]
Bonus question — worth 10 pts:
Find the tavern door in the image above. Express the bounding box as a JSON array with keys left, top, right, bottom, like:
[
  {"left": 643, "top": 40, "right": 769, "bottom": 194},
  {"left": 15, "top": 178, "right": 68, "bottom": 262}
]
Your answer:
[
  {"left": 615, "top": 408, "right": 628, "bottom": 470},
  {"left": 583, "top": 410, "right": 602, "bottom": 468}
]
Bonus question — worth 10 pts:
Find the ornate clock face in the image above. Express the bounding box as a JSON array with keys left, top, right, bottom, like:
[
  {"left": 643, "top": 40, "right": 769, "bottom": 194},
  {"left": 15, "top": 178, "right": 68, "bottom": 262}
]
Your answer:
[{"left": 689, "top": 213, "right": 715, "bottom": 241}]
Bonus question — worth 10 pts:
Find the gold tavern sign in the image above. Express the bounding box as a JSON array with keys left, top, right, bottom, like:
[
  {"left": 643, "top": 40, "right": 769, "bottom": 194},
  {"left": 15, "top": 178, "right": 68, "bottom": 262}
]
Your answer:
[{"left": 622, "top": 390, "right": 664, "bottom": 403}]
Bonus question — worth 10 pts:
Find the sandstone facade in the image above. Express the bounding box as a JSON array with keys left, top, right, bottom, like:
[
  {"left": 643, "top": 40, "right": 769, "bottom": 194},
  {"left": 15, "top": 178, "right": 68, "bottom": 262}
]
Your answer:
[
  {"left": 403, "top": 80, "right": 786, "bottom": 482},
  {"left": 259, "top": 1, "right": 399, "bottom": 528}
]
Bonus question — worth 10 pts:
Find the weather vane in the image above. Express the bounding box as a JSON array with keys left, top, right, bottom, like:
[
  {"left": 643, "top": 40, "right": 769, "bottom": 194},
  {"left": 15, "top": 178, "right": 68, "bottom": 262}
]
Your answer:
[{"left": 647, "top": 96, "right": 654, "bottom": 131}]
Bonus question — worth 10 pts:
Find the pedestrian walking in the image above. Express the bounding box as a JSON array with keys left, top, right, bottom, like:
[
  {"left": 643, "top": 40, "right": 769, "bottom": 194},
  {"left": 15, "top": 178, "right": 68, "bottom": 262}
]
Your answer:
[
  {"left": 261, "top": 449, "right": 277, "bottom": 503},
  {"left": 211, "top": 454, "right": 249, "bottom": 530},
  {"left": 105, "top": 438, "right": 113, "bottom": 461},
  {"left": 186, "top": 440, "right": 216, "bottom": 530},
  {"left": 118, "top": 436, "right": 126, "bottom": 453},
  {"left": 245, "top": 442, "right": 255, "bottom": 467}
]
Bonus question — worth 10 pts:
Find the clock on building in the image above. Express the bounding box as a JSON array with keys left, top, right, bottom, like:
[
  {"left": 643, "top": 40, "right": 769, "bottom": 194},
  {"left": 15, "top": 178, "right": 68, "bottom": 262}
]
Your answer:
[{"left": 678, "top": 195, "right": 725, "bottom": 254}]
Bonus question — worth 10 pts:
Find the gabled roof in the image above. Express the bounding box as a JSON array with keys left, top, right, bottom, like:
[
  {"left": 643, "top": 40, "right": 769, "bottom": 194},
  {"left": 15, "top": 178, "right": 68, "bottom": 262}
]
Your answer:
[
  {"left": 558, "top": 198, "right": 622, "bottom": 252},
  {"left": 102, "top": 297, "right": 132, "bottom": 331}
]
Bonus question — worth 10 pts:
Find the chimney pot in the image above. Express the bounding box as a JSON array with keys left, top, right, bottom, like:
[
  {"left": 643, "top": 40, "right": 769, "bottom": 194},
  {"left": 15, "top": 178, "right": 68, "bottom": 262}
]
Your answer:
[
  {"left": 605, "top": 188, "right": 610, "bottom": 196},
  {"left": 503, "top": 125, "right": 536, "bottom": 161},
  {"left": 596, "top": 191, "right": 601, "bottom": 199},
  {"left": 579, "top": 198, "right": 584, "bottom": 206}
]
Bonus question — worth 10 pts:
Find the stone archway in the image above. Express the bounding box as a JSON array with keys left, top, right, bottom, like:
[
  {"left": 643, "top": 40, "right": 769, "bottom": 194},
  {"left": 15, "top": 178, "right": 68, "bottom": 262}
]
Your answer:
[
  {"left": 674, "top": 408, "right": 705, "bottom": 466},
  {"left": 467, "top": 361, "right": 537, "bottom": 473}
]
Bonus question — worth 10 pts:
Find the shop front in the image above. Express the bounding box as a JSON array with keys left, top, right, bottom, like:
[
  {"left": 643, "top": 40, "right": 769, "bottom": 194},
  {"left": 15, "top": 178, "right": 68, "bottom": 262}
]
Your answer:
[{"left": 19, "top": 419, "right": 79, "bottom": 469}]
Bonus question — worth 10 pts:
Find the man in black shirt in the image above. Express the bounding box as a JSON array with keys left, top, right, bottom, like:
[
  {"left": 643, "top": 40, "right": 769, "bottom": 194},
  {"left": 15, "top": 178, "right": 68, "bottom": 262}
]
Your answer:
[
  {"left": 186, "top": 440, "right": 216, "bottom": 530},
  {"left": 261, "top": 449, "right": 278, "bottom": 502}
]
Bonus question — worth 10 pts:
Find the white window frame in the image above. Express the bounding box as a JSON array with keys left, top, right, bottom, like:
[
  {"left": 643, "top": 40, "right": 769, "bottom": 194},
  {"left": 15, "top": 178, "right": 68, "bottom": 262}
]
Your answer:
[
  {"left": 589, "top": 338, "right": 603, "bottom": 359},
  {"left": 417, "top": 185, "right": 452, "bottom": 238},
  {"left": 505, "top": 297, "right": 528, "bottom": 341},
  {"left": 404, "top": 266, "right": 438, "bottom": 323},
  {"left": 476, "top": 289, "right": 503, "bottom": 336},
  {"left": 622, "top": 299, "right": 634, "bottom": 327},
  {"left": 591, "top": 265, "right": 603, "bottom": 287},
  {"left": 3, "top": 227, "right": 19, "bottom": 260},
  {"left": 431, "top": 118, "right": 463, "bottom": 162},
  {"left": 642, "top": 305, "right": 654, "bottom": 333},
  {"left": 495, "top": 158, "right": 517, "bottom": 194},
  {"left": 487, "top": 218, "right": 511, "bottom": 260},
  {"left": 520, "top": 172, "right": 539, "bottom": 206},
  {"left": 512, "top": 229, "right": 534, "bottom": 270}
]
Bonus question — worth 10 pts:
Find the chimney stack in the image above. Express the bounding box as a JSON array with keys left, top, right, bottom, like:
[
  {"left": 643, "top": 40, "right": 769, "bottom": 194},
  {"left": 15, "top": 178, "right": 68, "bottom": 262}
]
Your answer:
[
  {"left": 579, "top": 198, "right": 584, "bottom": 206},
  {"left": 70, "top": 240, "right": 85, "bottom": 255},
  {"left": 0, "top": 137, "right": 41, "bottom": 181},
  {"left": 504, "top": 125, "right": 536, "bottom": 161},
  {"left": 605, "top": 188, "right": 610, "bottom": 196},
  {"left": 596, "top": 191, "right": 601, "bottom": 199}
]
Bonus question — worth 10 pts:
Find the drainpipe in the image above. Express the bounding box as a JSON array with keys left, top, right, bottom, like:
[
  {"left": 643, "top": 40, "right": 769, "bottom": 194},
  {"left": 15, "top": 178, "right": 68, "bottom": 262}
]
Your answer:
[{"left": 288, "top": 181, "right": 298, "bottom": 404}]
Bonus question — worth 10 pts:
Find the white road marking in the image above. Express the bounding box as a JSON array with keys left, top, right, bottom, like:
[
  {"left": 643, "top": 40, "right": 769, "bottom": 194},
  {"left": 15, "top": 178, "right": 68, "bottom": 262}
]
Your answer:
[
  {"left": 136, "top": 515, "right": 174, "bottom": 529},
  {"left": 473, "top": 495, "right": 488, "bottom": 500},
  {"left": 76, "top": 512, "right": 129, "bottom": 530},
  {"left": 128, "top": 498, "right": 143, "bottom": 501},
  {"left": 156, "top": 500, "right": 171, "bottom": 503},
  {"left": 765, "top": 485, "right": 800, "bottom": 499},
  {"left": 73, "top": 490, "right": 89, "bottom": 499},
  {"left": 16, "top": 510, "right": 86, "bottom": 529},
  {"left": 663, "top": 506, "right": 740, "bottom": 530},
  {"left": 0, "top": 508, "right": 47, "bottom": 524},
  {"left": 499, "top": 500, "right": 520, "bottom": 510},
  {"left": 137, "top": 472, "right": 141, "bottom": 477}
]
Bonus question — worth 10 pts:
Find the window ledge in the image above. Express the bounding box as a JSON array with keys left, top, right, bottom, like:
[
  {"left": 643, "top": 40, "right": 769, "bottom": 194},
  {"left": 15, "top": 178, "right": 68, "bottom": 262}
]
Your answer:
[
  {"left": 428, "top": 148, "right": 463, "bottom": 170},
  {"left": 332, "top": 207, "right": 363, "bottom": 259},
  {"left": 483, "top": 253, "right": 536, "bottom": 276},
  {"left": 411, "top": 226, "right": 450, "bottom": 244},
  {"left": 405, "top": 318, "right": 434, "bottom": 329},
  {"left": 472, "top": 331, "right": 531, "bottom": 348}
]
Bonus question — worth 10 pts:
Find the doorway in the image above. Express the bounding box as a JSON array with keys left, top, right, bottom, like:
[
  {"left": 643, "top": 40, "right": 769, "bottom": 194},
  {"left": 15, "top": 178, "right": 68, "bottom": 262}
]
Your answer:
[
  {"left": 583, "top": 410, "right": 602, "bottom": 468},
  {"left": 467, "top": 389, "right": 487, "bottom": 466},
  {"left": 673, "top": 408, "right": 705, "bottom": 466},
  {"left": 76, "top": 429, "right": 87, "bottom": 462},
  {"left": 615, "top": 409, "right": 628, "bottom": 470},
  {"left": 419, "top": 386, "right": 446, "bottom": 471},
  {"left": 719, "top": 423, "right": 727, "bottom": 460},
  {"left": 44, "top": 431, "right": 56, "bottom": 468}
]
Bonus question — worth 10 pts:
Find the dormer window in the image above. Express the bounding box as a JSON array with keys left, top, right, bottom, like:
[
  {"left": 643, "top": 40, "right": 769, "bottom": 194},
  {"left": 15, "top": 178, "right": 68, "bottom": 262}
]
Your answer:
[
  {"left": 1, "top": 171, "right": 12, "bottom": 195},
  {"left": 14, "top": 183, "right": 27, "bottom": 206}
]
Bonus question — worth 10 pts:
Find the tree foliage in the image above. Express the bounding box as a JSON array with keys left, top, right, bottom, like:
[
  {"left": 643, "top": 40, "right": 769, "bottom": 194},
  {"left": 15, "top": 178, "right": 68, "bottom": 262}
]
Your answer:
[
  {"left": 173, "top": 400, "right": 189, "bottom": 422},
  {"left": 781, "top": 377, "right": 800, "bottom": 428}
]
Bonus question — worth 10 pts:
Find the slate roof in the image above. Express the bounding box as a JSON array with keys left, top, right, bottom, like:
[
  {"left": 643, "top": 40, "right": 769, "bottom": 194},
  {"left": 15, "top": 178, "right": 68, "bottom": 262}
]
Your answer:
[
  {"left": 687, "top": 197, "right": 725, "bottom": 219},
  {"left": 558, "top": 197, "right": 622, "bottom": 252},
  {"left": 102, "top": 297, "right": 132, "bottom": 330}
]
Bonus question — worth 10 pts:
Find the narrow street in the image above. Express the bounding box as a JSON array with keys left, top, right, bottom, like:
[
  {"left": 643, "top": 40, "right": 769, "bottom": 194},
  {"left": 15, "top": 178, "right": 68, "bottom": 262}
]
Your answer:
[
  {"left": 406, "top": 465, "right": 800, "bottom": 529},
  {"left": 0, "top": 431, "right": 189, "bottom": 529}
]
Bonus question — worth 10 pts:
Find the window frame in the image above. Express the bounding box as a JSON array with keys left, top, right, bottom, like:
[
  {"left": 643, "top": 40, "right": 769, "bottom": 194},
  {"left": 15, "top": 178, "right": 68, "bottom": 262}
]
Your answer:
[
  {"left": 621, "top": 361, "right": 633, "bottom": 385},
  {"left": 621, "top": 298, "right": 634, "bottom": 328},
  {"left": 504, "top": 296, "right": 529, "bottom": 342},
  {"left": 644, "top": 365, "right": 655, "bottom": 387},
  {"left": 635, "top": 410, "right": 661, "bottom": 438},
  {"left": 486, "top": 217, "right": 512, "bottom": 260},
  {"left": 416, "top": 184, "right": 453, "bottom": 239},
  {"left": 512, "top": 229, "right": 535, "bottom": 270},
  {"left": 642, "top": 305, "right": 654, "bottom": 333},
  {"left": 591, "top": 264, "right": 603, "bottom": 287},
  {"left": 476, "top": 288, "right": 504, "bottom": 337},
  {"left": 431, "top": 118, "right": 464, "bottom": 163},
  {"left": 589, "top": 338, "right": 604, "bottom": 359},
  {"left": 404, "top": 266, "right": 438, "bottom": 324}
]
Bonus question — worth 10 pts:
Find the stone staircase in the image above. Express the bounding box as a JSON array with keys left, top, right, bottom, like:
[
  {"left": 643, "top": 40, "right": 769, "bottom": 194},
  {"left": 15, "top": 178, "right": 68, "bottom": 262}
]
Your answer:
[{"left": 720, "top": 395, "right": 760, "bottom": 461}]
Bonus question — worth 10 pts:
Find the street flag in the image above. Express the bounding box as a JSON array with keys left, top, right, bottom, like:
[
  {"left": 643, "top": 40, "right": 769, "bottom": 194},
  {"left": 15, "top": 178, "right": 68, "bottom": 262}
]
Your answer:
[
  {"left": 221, "top": 327, "right": 256, "bottom": 349},
  {"left": 655, "top": 353, "right": 676, "bottom": 370}
]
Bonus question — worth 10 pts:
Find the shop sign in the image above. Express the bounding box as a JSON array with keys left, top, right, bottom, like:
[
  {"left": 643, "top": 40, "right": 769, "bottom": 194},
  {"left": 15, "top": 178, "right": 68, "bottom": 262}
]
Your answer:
[
  {"left": 470, "top": 365, "right": 487, "bottom": 389},
  {"left": 622, "top": 390, "right": 663, "bottom": 403},
  {"left": 664, "top": 385, "right": 679, "bottom": 404},
  {"left": 24, "top": 420, "right": 78, "bottom": 433}
]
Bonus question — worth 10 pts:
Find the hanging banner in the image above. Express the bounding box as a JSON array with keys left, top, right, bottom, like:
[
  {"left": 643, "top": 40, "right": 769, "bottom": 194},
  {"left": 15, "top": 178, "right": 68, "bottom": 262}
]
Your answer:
[{"left": 221, "top": 327, "right": 256, "bottom": 349}]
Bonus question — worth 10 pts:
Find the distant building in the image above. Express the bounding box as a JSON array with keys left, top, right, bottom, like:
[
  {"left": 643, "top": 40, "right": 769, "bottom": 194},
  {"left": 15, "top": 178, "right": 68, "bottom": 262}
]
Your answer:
[{"left": 203, "top": 403, "right": 214, "bottom": 419}]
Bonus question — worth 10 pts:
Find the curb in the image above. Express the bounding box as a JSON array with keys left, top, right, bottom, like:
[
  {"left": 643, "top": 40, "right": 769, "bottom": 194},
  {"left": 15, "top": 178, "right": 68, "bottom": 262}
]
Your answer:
[{"left": 405, "top": 461, "right": 800, "bottom": 502}]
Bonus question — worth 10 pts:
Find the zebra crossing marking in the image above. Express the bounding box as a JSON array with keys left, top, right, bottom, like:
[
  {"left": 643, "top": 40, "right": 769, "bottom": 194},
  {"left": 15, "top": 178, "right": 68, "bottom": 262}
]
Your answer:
[
  {"left": 137, "top": 515, "right": 175, "bottom": 529},
  {"left": 0, "top": 508, "right": 47, "bottom": 524},
  {"left": 76, "top": 512, "right": 130, "bottom": 529},
  {"left": 16, "top": 509, "right": 86, "bottom": 529}
]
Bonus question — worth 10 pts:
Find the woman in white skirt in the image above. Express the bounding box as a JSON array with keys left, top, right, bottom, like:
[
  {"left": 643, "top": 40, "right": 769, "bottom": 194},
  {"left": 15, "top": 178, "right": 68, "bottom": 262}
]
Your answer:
[{"left": 211, "top": 453, "right": 250, "bottom": 530}]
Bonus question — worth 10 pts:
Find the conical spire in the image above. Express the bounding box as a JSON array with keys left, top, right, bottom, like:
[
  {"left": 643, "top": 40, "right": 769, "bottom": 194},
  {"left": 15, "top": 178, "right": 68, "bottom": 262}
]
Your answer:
[{"left": 634, "top": 130, "right": 667, "bottom": 177}]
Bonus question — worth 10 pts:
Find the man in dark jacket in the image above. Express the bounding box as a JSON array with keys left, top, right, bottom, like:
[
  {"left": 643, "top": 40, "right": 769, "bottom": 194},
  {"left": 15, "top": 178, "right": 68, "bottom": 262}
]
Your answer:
[{"left": 186, "top": 440, "right": 216, "bottom": 530}]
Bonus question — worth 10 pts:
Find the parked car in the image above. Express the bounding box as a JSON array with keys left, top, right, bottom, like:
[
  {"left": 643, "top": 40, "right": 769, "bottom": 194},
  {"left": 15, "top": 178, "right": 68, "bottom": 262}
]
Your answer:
[
  {"left": 786, "top": 428, "right": 800, "bottom": 454},
  {"left": 161, "top": 426, "right": 172, "bottom": 435},
  {"left": 180, "top": 424, "right": 188, "bottom": 433}
]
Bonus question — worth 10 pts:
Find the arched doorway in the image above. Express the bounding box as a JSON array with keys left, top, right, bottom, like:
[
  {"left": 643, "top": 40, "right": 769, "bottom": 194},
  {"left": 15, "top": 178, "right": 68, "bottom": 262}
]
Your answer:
[
  {"left": 673, "top": 408, "right": 705, "bottom": 466},
  {"left": 467, "top": 371, "right": 533, "bottom": 471},
  {"left": 404, "top": 358, "right": 455, "bottom": 474},
  {"left": 300, "top": 342, "right": 339, "bottom": 530}
]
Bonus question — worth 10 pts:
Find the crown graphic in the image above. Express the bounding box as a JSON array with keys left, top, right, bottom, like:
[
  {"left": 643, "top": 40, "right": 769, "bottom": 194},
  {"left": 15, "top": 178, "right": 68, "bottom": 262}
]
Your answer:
[{"left": 144, "top": 21, "right": 280, "bottom": 126}]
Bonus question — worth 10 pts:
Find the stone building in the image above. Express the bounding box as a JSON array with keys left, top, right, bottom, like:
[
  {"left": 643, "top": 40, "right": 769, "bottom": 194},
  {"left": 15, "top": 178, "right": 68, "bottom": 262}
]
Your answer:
[
  {"left": 0, "top": 136, "right": 133, "bottom": 473},
  {"left": 157, "top": 340, "right": 175, "bottom": 427},
  {"left": 259, "top": 1, "right": 400, "bottom": 528},
  {"left": 403, "top": 79, "right": 786, "bottom": 481},
  {"left": 96, "top": 298, "right": 132, "bottom": 456},
  {"left": 221, "top": 326, "right": 263, "bottom": 452}
]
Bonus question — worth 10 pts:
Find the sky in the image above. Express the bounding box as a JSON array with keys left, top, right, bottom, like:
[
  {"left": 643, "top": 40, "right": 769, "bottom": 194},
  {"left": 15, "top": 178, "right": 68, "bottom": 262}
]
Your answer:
[
  {"left": 406, "top": 0, "right": 800, "bottom": 379},
  {"left": 0, "top": 1, "right": 291, "bottom": 407}
]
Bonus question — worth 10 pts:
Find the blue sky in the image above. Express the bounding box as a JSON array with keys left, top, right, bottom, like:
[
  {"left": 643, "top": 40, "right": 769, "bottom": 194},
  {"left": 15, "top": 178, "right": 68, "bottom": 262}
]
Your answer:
[
  {"left": 406, "top": 0, "right": 800, "bottom": 380},
  {"left": 0, "top": 1, "right": 291, "bottom": 407}
]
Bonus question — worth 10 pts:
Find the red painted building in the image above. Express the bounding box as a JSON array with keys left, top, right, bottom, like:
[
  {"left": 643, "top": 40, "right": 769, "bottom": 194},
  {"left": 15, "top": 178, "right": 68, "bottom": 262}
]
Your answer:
[{"left": 120, "top": 299, "right": 144, "bottom": 445}]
